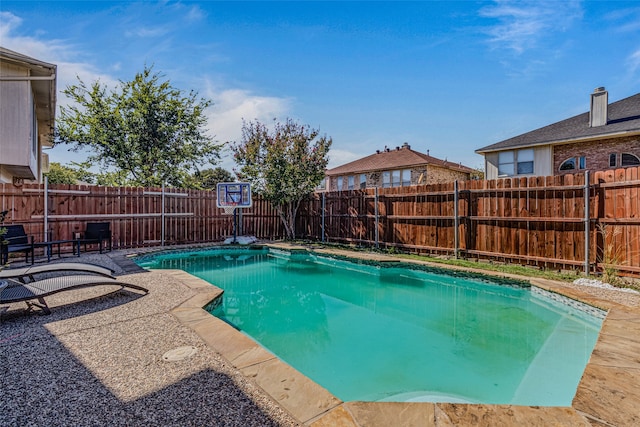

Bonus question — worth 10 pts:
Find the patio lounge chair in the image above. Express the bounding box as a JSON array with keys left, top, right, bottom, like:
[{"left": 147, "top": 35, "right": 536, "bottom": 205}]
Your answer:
[
  {"left": 0, "top": 275, "right": 148, "bottom": 315},
  {"left": 0, "top": 262, "right": 115, "bottom": 283},
  {"left": 76, "top": 222, "right": 112, "bottom": 254},
  {"left": 1, "top": 225, "right": 35, "bottom": 265}
]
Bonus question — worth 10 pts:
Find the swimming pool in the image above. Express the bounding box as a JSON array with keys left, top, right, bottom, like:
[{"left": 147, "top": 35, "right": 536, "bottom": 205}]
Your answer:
[{"left": 136, "top": 247, "right": 604, "bottom": 406}]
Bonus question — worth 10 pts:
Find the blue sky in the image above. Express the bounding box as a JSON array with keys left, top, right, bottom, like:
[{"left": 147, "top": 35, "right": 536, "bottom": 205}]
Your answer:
[{"left": 2, "top": 1, "right": 640, "bottom": 172}]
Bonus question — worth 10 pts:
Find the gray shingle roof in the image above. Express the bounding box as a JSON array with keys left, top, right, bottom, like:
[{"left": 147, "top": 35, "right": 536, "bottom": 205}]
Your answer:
[
  {"left": 326, "top": 146, "right": 474, "bottom": 175},
  {"left": 476, "top": 92, "right": 640, "bottom": 153}
]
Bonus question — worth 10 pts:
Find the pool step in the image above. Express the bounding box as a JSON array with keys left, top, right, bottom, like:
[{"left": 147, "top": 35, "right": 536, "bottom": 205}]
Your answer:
[{"left": 510, "top": 315, "right": 595, "bottom": 406}]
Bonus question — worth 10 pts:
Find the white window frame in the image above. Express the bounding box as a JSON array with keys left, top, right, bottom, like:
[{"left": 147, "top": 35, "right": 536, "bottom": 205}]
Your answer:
[
  {"left": 392, "top": 170, "right": 401, "bottom": 187},
  {"left": 317, "top": 177, "right": 326, "bottom": 191},
  {"left": 402, "top": 169, "right": 412, "bottom": 186},
  {"left": 559, "top": 157, "right": 576, "bottom": 171},
  {"left": 498, "top": 149, "right": 534, "bottom": 176},
  {"left": 621, "top": 153, "right": 640, "bottom": 167},
  {"left": 498, "top": 151, "right": 515, "bottom": 176},
  {"left": 382, "top": 171, "right": 391, "bottom": 188},
  {"left": 516, "top": 148, "right": 534, "bottom": 175}
]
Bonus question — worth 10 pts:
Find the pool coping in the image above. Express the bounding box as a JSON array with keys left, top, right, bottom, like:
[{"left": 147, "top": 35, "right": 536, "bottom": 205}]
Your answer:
[{"left": 164, "top": 243, "right": 640, "bottom": 426}]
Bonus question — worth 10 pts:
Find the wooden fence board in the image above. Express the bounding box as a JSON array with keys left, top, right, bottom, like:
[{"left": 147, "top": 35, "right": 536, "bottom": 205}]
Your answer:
[{"left": 1, "top": 166, "right": 639, "bottom": 275}]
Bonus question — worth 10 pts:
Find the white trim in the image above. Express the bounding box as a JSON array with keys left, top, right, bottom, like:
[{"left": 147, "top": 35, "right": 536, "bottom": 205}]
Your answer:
[
  {"left": 31, "top": 213, "right": 194, "bottom": 220},
  {"left": 22, "top": 188, "right": 91, "bottom": 195}
]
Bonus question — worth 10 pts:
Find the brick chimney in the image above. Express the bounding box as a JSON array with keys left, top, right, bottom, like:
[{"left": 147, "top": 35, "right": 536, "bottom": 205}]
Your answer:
[{"left": 589, "top": 87, "right": 608, "bottom": 127}]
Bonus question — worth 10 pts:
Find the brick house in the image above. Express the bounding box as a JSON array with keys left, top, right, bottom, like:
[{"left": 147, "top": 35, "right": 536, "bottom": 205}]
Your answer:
[
  {"left": 322, "top": 143, "right": 474, "bottom": 191},
  {"left": 476, "top": 88, "right": 640, "bottom": 179},
  {"left": 0, "top": 47, "right": 57, "bottom": 184}
]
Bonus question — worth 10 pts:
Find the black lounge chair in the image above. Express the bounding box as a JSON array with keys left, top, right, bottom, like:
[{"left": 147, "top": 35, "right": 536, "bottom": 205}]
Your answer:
[
  {"left": 76, "top": 222, "right": 112, "bottom": 254},
  {"left": 0, "top": 275, "right": 148, "bottom": 315},
  {"left": 0, "top": 262, "right": 116, "bottom": 283},
  {"left": 1, "top": 224, "right": 35, "bottom": 265}
]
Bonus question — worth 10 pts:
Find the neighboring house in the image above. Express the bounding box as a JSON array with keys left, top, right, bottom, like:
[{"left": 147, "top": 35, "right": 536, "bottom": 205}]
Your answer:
[
  {"left": 0, "top": 47, "right": 56, "bottom": 184},
  {"left": 322, "top": 142, "right": 474, "bottom": 191},
  {"left": 476, "top": 87, "right": 640, "bottom": 180}
]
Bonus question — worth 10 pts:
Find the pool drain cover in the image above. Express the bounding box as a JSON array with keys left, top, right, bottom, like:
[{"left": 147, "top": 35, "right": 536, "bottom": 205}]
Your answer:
[{"left": 163, "top": 346, "right": 198, "bottom": 362}]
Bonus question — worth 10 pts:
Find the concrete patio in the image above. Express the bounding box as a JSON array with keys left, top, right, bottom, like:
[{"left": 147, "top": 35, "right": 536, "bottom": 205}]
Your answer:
[{"left": 1, "top": 245, "right": 638, "bottom": 426}]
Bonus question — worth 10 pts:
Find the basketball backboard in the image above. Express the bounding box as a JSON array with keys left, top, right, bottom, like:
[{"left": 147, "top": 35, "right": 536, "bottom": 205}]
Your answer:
[{"left": 216, "top": 182, "right": 252, "bottom": 208}]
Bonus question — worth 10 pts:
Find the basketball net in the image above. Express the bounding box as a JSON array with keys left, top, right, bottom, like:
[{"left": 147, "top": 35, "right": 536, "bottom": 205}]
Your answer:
[{"left": 223, "top": 206, "right": 236, "bottom": 215}]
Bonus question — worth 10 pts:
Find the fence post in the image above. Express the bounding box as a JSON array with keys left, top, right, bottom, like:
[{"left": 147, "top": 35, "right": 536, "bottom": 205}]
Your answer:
[
  {"left": 454, "top": 180, "right": 459, "bottom": 259},
  {"left": 375, "top": 187, "right": 379, "bottom": 249},
  {"left": 161, "top": 181, "right": 165, "bottom": 246},
  {"left": 321, "top": 192, "right": 326, "bottom": 242},
  {"left": 43, "top": 176, "right": 49, "bottom": 242},
  {"left": 584, "top": 170, "right": 590, "bottom": 275}
]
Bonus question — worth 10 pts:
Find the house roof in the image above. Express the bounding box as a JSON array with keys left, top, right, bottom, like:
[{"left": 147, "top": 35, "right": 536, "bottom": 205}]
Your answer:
[
  {"left": 0, "top": 47, "right": 57, "bottom": 146},
  {"left": 476, "top": 92, "right": 640, "bottom": 154},
  {"left": 326, "top": 144, "right": 474, "bottom": 175}
]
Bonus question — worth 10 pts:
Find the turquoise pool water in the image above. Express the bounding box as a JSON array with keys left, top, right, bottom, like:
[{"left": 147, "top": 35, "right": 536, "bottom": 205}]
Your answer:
[{"left": 136, "top": 247, "right": 604, "bottom": 405}]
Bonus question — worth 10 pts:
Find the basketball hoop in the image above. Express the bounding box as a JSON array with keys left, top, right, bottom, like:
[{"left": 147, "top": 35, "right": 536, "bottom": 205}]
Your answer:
[{"left": 217, "top": 182, "right": 252, "bottom": 243}]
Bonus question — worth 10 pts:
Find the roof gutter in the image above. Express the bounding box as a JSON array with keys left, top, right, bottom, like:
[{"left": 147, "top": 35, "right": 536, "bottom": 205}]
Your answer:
[
  {"left": 475, "top": 129, "right": 640, "bottom": 154},
  {"left": 0, "top": 75, "right": 57, "bottom": 81}
]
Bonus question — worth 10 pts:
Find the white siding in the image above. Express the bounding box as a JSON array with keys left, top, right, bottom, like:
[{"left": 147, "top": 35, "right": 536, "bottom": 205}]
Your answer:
[
  {"left": 533, "top": 145, "right": 553, "bottom": 176},
  {"left": 485, "top": 152, "right": 499, "bottom": 180},
  {"left": 0, "top": 62, "right": 38, "bottom": 179}
]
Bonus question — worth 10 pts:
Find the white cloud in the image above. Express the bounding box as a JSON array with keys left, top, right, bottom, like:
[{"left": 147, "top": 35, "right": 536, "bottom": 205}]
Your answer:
[
  {"left": 326, "top": 148, "right": 361, "bottom": 169},
  {"left": 1, "top": 11, "right": 294, "bottom": 173},
  {"left": 125, "top": 26, "right": 170, "bottom": 38},
  {"left": 185, "top": 4, "right": 206, "bottom": 23},
  {"left": 628, "top": 49, "right": 640, "bottom": 79},
  {"left": 479, "top": 0, "right": 582, "bottom": 54},
  {"left": 204, "top": 86, "right": 292, "bottom": 143},
  {"left": 0, "top": 11, "right": 118, "bottom": 111},
  {"left": 604, "top": 7, "right": 640, "bottom": 33}
]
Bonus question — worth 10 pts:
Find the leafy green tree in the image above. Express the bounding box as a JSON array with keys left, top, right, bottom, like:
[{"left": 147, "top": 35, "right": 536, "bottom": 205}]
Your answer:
[
  {"left": 470, "top": 167, "right": 485, "bottom": 180},
  {"left": 190, "top": 167, "right": 235, "bottom": 190},
  {"left": 94, "top": 170, "right": 132, "bottom": 187},
  {"left": 55, "top": 66, "right": 221, "bottom": 187},
  {"left": 44, "top": 162, "right": 95, "bottom": 185},
  {"left": 233, "top": 118, "right": 332, "bottom": 239}
]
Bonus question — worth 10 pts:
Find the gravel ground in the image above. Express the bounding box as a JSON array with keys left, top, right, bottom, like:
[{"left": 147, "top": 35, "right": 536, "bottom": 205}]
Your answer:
[
  {"left": 569, "top": 277, "right": 640, "bottom": 307},
  {"left": 0, "top": 250, "right": 300, "bottom": 427}
]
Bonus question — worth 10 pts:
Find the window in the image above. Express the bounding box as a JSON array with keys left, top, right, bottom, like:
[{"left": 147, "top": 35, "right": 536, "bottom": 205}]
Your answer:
[
  {"left": 382, "top": 171, "right": 391, "bottom": 188},
  {"left": 316, "top": 177, "right": 326, "bottom": 191},
  {"left": 621, "top": 153, "right": 640, "bottom": 167},
  {"left": 516, "top": 149, "right": 534, "bottom": 174},
  {"left": 559, "top": 158, "right": 576, "bottom": 171},
  {"left": 392, "top": 170, "right": 401, "bottom": 187},
  {"left": 359, "top": 174, "right": 367, "bottom": 189},
  {"left": 498, "top": 149, "right": 534, "bottom": 176},
  {"left": 498, "top": 151, "right": 514, "bottom": 176},
  {"left": 402, "top": 169, "right": 412, "bottom": 186},
  {"left": 559, "top": 156, "right": 586, "bottom": 172},
  {"left": 347, "top": 175, "right": 355, "bottom": 190},
  {"left": 609, "top": 153, "right": 617, "bottom": 167},
  {"left": 336, "top": 176, "right": 343, "bottom": 190}
]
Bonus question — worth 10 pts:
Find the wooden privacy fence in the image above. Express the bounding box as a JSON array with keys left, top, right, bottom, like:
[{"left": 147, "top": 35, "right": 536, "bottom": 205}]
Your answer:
[
  {"left": 0, "top": 183, "right": 284, "bottom": 254},
  {"left": 1, "top": 166, "right": 639, "bottom": 276},
  {"left": 298, "top": 166, "right": 640, "bottom": 276}
]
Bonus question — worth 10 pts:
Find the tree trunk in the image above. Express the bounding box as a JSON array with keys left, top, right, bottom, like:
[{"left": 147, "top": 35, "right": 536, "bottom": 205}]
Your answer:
[{"left": 275, "top": 200, "right": 300, "bottom": 240}]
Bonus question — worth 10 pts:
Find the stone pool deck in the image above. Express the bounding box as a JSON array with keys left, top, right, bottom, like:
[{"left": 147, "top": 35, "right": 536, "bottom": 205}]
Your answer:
[{"left": 1, "top": 244, "right": 639, "bottom": 426}]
